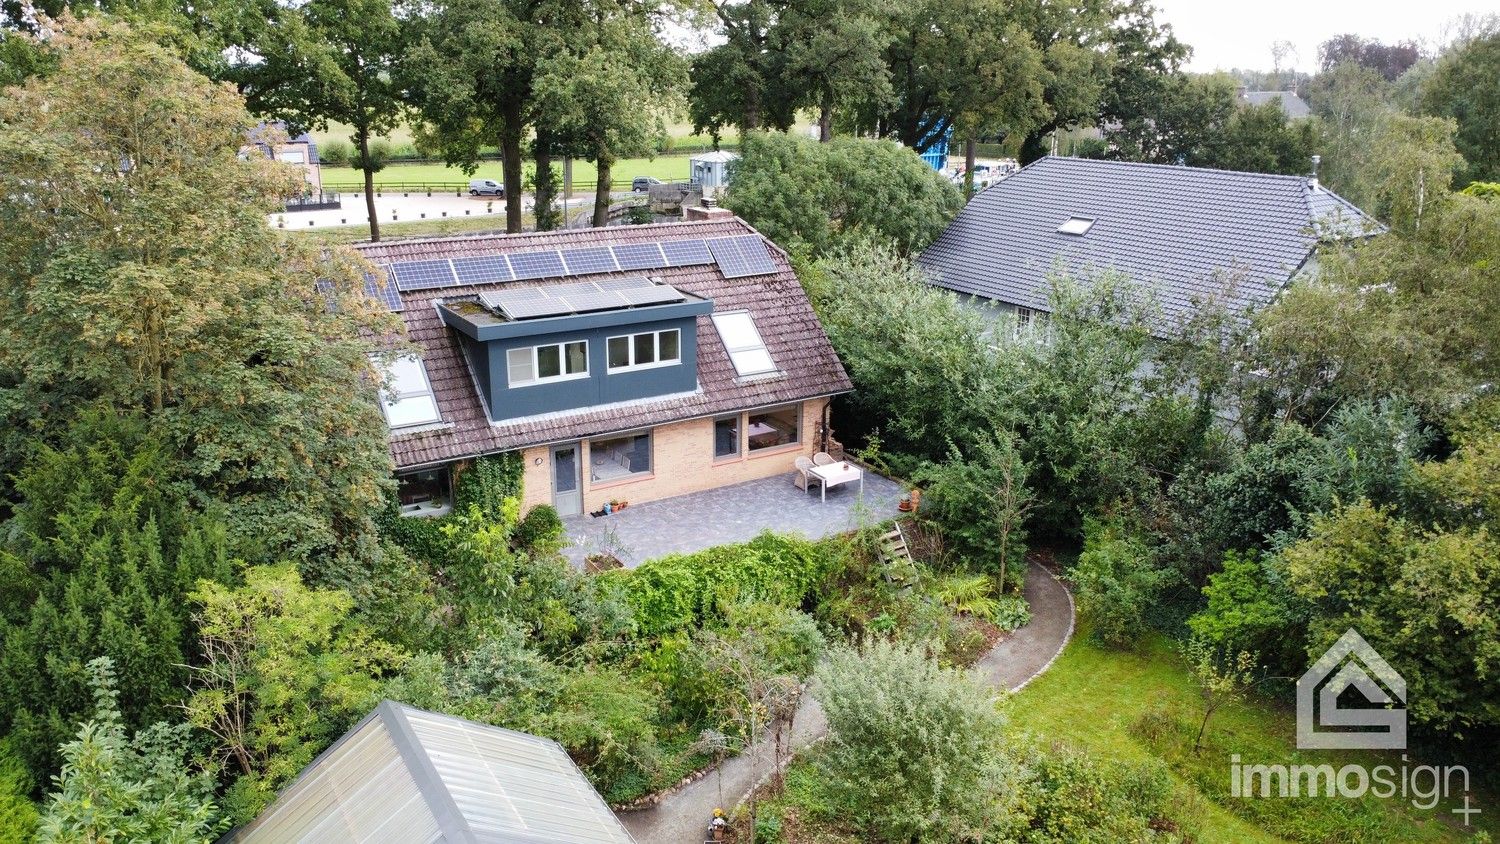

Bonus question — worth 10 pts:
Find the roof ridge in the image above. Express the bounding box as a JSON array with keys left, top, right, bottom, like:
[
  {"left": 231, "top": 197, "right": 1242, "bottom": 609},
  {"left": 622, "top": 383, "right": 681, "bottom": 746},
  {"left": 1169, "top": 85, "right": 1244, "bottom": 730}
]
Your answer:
[
  {"left": 1032, "top": 155, "right": 1314, "bottom": 184},
  {"left": 378, "top": 700, "right": 477, "bottom": 843}
]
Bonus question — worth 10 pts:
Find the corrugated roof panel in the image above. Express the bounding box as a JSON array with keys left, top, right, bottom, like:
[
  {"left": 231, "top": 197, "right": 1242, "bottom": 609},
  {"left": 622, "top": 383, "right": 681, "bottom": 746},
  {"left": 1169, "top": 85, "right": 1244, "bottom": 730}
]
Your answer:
[
  {"left": 228, "top": 716, "right": 444, "bottom": 843},
  {"left": 403, "top": 708, "right": 636, "bottom": 844}
]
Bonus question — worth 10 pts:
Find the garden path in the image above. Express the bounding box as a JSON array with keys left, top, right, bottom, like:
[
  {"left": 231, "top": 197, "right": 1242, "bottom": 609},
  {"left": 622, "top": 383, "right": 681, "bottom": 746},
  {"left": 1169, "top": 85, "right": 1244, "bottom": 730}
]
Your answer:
[{"left": 616, "top": 557, "right": 1075, "bottom": 844}]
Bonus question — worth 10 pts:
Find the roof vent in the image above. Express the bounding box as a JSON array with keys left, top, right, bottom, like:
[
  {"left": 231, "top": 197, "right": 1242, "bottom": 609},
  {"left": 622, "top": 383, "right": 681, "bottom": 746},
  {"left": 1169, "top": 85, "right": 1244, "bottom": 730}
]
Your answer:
[{"left": 1057, "top": 216, "right": 1095, "bottom": 236}]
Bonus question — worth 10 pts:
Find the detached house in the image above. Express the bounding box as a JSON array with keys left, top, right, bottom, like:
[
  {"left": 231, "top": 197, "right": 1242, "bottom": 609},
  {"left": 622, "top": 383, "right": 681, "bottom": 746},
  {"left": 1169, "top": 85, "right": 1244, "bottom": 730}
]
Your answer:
[
  {"left": 352, "top": 216, "right": 851, "bottom": 519},
  {"left": 919, "top": 156, "right": 1382, "bottom": 334}
]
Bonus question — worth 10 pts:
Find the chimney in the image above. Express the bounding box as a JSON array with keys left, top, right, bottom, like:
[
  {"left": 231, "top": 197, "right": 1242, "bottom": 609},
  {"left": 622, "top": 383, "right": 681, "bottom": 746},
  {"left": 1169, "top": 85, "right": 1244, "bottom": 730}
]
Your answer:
[
  {"left": 684, "top": 195, "right": 733, "bottom": 221},
  {"left": 1308, "top": 154, "right": 1321, "bottom": 191}
]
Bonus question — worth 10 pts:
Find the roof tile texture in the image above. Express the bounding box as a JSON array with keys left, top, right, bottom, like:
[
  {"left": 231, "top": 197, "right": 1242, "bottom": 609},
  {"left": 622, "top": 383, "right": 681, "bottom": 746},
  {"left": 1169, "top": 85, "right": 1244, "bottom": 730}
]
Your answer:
[{"left": 354, "top": 218, "right": 851, "bottom": 469}]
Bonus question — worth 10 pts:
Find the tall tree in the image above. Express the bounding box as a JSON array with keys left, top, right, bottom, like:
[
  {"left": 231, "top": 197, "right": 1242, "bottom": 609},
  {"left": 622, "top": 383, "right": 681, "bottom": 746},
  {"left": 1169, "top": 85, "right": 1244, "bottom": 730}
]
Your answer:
[
  {"left": 229, "top": 0, "right": 409, "bottom": 242},
  {"left": 688, "top": 0, "right": 796, "bottom": 139},
  {"left": 775, "top": 0, "right": 892, "bottom": 142},
  {"left": 0, "top": 15, "right": 399, "bottom": 574},
  {"left": 535, "top": 10, "right": 681, "bottom": 226},
  {"left": 1317, "top": 33, "right": 1420, "bottom": 80},
  {"left": 405, "top": 0, "right": 565, "bottom": 232},
  {"left": 1421, "top": 33, "right": 1500, "bottom": 186}
]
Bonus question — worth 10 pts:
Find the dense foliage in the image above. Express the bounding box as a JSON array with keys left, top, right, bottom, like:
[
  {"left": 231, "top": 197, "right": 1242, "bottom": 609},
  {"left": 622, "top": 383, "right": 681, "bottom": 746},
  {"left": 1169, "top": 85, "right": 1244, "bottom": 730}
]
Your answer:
[{"left": 724, "top": 132, "right": 962, "bottom": 256}]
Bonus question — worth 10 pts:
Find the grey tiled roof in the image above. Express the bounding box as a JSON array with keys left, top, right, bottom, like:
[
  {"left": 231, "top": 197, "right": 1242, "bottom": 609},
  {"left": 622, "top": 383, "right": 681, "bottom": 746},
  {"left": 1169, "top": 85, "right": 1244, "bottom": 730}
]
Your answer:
[
  {"left": 354, "top": 218, "right": 851, "bottom": 470},
  {"left": 917, "top": 156, "right": 1382, "bottom": 327},
  {"left": 1242, "top": 90, "right": 1312, "bottom": 118}
]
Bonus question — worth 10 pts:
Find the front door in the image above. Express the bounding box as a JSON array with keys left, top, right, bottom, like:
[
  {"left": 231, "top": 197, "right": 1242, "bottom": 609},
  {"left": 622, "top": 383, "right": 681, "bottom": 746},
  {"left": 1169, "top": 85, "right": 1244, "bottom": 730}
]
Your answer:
[{"left": 551, "top": 443, "right": 581, "bottom": 516}]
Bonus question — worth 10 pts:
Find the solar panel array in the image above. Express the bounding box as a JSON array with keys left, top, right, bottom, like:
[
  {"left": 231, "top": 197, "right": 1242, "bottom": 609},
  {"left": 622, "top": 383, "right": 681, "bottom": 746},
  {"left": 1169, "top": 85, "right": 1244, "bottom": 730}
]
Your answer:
[
  {"left": 480, "top": 277, "right": 686, "bottom": 321},
  {"left": 378, "top": 235, "right": 773, "bottom": 300},
  {"left": 708, "top": 235, "right": 779, "bottom": 278},
  {"left": 364, "top": 270, "right": 404, "bottom": 311}
]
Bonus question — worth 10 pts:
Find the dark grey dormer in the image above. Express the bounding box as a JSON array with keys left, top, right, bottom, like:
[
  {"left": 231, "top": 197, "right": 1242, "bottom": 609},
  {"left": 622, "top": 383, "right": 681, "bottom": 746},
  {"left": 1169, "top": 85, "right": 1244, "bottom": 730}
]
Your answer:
[{"left": 437, "top": 277, "right": 714, "bottom": 422}]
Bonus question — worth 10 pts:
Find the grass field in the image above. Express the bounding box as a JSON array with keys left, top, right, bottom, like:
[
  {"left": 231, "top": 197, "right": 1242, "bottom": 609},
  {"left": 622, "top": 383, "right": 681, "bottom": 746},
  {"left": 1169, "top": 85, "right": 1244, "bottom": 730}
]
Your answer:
[
  {"left": 1008, "top": 630, "right": 1497, "bottom": 843},
  {"left": 317, "top": 154, "right": 702, "bottom": 191}
]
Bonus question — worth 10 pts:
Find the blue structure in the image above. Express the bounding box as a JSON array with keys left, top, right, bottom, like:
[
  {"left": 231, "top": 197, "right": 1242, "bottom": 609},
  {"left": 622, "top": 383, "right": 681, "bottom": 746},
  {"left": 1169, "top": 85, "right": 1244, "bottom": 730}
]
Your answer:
[{"left": 917, "top": 125, "right": 952, "bottom": 171}]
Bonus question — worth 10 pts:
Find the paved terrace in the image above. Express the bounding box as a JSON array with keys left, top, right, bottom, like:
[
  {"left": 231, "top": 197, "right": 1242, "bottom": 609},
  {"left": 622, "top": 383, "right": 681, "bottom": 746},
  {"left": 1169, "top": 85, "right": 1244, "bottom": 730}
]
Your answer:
[{"left": 561, "top": 470, "right": 907, "bottom": 568}]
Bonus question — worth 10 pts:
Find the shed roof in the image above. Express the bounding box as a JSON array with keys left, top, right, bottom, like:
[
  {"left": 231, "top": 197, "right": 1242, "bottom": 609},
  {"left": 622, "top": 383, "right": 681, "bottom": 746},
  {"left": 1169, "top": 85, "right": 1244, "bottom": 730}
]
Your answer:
[
  {"left": 355, "top": 218, "right": 851, "bottom": 469},
  {"left": 221, "top": 701, "right": 635, "bottom": 844},
  {"left": 917, "top": 156, "right": 1381, "bottom": 327}
]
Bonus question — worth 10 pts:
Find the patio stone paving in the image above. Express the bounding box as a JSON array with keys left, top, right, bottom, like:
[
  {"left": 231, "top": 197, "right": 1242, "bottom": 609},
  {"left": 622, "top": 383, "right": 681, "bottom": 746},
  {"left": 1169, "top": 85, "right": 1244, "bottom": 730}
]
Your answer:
[{"left": 561, "top": 469, "right": 907, "bottom": 568}]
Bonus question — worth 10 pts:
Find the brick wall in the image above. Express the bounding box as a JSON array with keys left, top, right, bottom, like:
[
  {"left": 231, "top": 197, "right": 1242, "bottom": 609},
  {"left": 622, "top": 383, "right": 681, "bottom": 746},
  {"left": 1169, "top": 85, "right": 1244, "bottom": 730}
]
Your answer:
[{"left": 517, "top": 398, "right": 830, "bottom": 514}]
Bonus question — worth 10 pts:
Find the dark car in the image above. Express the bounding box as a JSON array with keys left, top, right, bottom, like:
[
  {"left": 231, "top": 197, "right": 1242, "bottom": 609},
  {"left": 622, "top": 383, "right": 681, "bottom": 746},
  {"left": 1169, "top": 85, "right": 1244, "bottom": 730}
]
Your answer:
[{"left": 631, "top": 176, "right": 663, "bottom": 192}]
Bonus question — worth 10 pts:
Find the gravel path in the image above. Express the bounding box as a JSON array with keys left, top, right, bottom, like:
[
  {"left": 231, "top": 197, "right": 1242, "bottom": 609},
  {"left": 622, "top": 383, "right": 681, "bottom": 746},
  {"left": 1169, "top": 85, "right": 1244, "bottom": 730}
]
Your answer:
[{"left": 617, "top": 558, "right": 1075, "bottom": 844}]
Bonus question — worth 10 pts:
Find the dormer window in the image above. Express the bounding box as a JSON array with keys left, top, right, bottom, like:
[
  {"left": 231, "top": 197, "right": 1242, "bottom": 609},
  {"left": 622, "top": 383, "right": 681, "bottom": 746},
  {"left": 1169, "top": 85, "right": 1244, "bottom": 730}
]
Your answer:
[
  {"left": 1057, "top": 216, "right": 1095, "bottom": 235},
  {"left": 712, "top": 311, "right": 777, "bottom": 377},
  {"left": 374, "top": 354, "right": 442, "bottom": 429},
  {"left": 508, "top": 341, "right": 588, "bottom": 387}
]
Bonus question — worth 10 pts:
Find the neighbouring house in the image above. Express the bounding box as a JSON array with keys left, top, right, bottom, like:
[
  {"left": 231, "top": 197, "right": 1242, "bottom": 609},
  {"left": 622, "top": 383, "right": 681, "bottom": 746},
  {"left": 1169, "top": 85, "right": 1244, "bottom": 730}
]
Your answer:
[
  {"left": 353, "top": 215, "right": 852, "bottom": 520},
  {"left": 1238, "top": 87, "right": 1313, "bottom": 119},
  {"left": 918, "top": 156, "right": 1382, "bottom": 336},
  {"left": 219, "top": 700, "right": 635, "bottom": 843},
  {"left": 243, "top": 120, "right": 323, "bottom": 194}
]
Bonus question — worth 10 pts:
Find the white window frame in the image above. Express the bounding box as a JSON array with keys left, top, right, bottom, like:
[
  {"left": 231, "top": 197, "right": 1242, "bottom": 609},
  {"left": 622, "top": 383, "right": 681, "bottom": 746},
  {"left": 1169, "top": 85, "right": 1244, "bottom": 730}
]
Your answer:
[
  {"left": 372, "top": 353, "right": 442, "bottom": 429},
  {"left": 1057, "top": 216, "right": 1095, "bottom": 235},
  {"left": 711, "top": 310, "right": 778, "bottom": 377},
  {"left": 606, "top": 328, "right": 682, "bottom": 372},
  {"left": 1013, "top": 306, "right": 1048, "bottom": 342},
  {"left": 507, "top": 340, "right": 589, "bottom": 387}
]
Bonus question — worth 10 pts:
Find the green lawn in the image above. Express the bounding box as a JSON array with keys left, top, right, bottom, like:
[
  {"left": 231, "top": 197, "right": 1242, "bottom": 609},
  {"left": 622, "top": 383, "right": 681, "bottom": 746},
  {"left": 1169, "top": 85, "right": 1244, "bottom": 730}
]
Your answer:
[
  {"left": 1008, "top": 630, "right": 1497, "bottom": 843},
  {"left": 317, "top": 154, "right": 702, "bottom": 191}
]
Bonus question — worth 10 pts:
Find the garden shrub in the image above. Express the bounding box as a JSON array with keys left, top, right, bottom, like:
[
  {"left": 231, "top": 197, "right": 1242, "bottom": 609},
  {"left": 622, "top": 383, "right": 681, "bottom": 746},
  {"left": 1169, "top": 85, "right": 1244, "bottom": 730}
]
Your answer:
[
  {"left": 318, "top": 139, "right": 352, "bottom": 167},
  {"left": 513, "top": 504, "right": 564, "bottom": 555},
  {"left": 602, "top": 533, "right": 839, "bottom": 639},
  {"left": 0, "top": 737, "right": 36, "bottom": 844},
  {"left": 1071, "top": 516, "right": 1176, "bottom": 646},
  {"left": 1016, "top": 741, "right": 1184, "bottom": 843},
  {"left": 455, "top": 453, "right": 523, "bottom": 518}
]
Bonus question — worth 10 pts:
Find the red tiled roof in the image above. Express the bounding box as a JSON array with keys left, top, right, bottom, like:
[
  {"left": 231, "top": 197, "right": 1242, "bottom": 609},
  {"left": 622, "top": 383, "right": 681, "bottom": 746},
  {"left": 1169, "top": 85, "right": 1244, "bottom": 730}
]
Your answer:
[{"left": 353, "top": 218, "right": 852, "bottom": 469}]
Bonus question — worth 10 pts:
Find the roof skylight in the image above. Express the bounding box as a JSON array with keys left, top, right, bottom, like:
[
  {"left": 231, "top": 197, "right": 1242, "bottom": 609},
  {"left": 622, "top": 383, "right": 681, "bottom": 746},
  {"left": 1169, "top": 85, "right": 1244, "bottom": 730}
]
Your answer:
[
  {"left": 711, "top": 311, "right": 777, "bottom": 377},
  {"left": 374, "top": 353, "right": 442, "bottom": 429},
  {"left": 1057, "top": 216, "right": 1096, "bottom": 235}
]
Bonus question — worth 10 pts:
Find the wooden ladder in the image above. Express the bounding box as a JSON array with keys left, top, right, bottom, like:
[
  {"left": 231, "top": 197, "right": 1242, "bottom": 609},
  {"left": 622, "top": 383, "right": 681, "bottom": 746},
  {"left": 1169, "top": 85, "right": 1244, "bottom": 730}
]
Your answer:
[{"left": 879, "top": 524, "right": 917, "bottom": 587}]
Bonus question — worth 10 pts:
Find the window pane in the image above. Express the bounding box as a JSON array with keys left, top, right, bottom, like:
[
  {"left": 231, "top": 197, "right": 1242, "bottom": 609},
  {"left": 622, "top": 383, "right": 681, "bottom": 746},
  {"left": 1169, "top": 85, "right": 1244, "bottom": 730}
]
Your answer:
[
  {"left": 589, "top": 432, "right": 653, "bottom": 482},
  {"left": 730, "top": 348, "right": 775, "bottom": 375},
  {"left": 554, "top": 446, "right": 577, "bottom": 492},
  {"left": 537, "top": 345, "right": 562, "bottom": 378},
  {"left": 565, "top": 341, "right": 588, "bottom": 374},
  {"left": 714, "top": 416, "right": 739, "bottom": 458},
  {"left": 608, "top": 337, "right": 630, "bottom": 368},
  {"left": 712, "top": 312, "right": 761, "bottom": 348},
  {"left": 747, "top": 405, "right": 799, "bottom": 451},
  {"left": 387, "top": 354, "right": 427, "bottom": 394},
  {"left": 397, "top": 468, "right": 450, "bottom": 508},
  {"left": 507, "top": 347, "right": 534, "bottom": 384},
  {"left": 633, "top": 333, "right": 655, "bottom": 365},
  {"left": 659, "top": 330, "right": 680, "bottom": 362},
  {"left": 384, "top": 395, "right": 440, "bottom": 428}
]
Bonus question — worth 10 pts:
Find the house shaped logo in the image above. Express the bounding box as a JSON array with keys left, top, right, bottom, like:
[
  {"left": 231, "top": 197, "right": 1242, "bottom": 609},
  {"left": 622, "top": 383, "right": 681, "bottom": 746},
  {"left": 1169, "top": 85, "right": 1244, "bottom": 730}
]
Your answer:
[{"left": 1297, "top": 628, "right": 1406, "bottom": 750}]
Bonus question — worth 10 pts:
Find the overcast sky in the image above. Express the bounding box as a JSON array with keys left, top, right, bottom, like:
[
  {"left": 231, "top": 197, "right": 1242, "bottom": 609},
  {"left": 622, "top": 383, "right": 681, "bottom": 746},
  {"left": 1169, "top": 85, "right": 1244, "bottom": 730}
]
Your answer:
[{"left": 1152, "top": 0, "right": 1491, "bottom": 73}]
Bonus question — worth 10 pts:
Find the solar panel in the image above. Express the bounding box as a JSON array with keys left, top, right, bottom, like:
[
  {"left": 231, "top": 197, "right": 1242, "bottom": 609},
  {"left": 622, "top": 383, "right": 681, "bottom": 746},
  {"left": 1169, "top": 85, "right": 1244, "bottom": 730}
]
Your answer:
[
  {"left": 364, "top": 270, "right": 404, "bottom": 311},
  {"left": 391, "top": 259, "right": 457, "bottom": 291},
  {"left": 660, "top": 239, "right": 713, "bottom": 267},
  {"left": 612, "top": 242, "right": 668, "bottom": 271},
  {"left": 620, "top": 285, "right": 685, "bottom": 306},
  {"left": 508, "top": 250, "right": 566, "bottom": 280},
  {"left": 452, "top": 255, "right": 514, "bottom": 285},
  {"left": 594, "top": 276, "right": 654, "bottom": 292},
  {"left": 559, "top": 290, "right": 626, "bottom": 313},
  {"left": 560, "top": 247, "right": 619, "bottom": 276},
  {"left": 709, "top": 235, "right": 778, "bottom": 278}
]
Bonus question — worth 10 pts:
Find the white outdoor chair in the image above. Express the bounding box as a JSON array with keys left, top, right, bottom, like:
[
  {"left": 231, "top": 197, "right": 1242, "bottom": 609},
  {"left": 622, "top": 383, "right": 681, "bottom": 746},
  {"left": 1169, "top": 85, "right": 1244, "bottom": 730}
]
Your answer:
[
  {"left": 813, "top": 452, "right": 836, "bottom": 466},
  {"left": 794, "top": 456, "right": 822, "bottom": 493}
]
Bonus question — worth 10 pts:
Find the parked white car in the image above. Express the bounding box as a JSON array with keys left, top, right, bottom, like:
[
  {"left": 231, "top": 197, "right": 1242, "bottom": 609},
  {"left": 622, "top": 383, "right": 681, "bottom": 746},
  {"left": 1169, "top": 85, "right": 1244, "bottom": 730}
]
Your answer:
[{"left": 468, "top": 178, "right": 504, "bottom": 197}]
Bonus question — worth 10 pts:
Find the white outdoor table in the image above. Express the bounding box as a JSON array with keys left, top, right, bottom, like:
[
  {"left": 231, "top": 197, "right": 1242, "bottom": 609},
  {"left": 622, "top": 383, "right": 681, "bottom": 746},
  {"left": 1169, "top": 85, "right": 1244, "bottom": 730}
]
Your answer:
[{"left": 808, "top": 461, "right": 863, "bottom": 503}]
